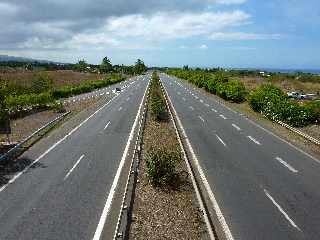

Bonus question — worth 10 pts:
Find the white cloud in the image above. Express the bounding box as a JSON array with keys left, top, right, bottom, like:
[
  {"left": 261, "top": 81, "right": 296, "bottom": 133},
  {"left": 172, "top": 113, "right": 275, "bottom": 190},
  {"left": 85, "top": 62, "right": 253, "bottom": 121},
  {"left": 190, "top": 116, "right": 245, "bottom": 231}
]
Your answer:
[
  {"left": 209, "top": 32, "right": 282, "bottom": 40},
  {"left": 105, "top": 11, "right": 250, "bottom": 40},
  {"left": 214, "top": 0, "right": 247, "bottom": 5},
  {"left": 199, "top": 44, "right": 208, "bottom": 49}
]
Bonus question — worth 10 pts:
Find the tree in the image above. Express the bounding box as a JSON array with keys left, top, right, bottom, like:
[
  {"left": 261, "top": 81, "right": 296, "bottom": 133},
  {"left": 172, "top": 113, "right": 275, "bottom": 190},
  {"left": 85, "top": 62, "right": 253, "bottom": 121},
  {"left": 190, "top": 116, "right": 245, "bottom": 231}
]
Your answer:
[
  {"left": 134, "top": 59, "right": 147, "bottom": 74},
  {"left": 31, "top": 73, "right": 54, "bottom": 94},
  {"left": 100, "top": 56, "right": 113, "bottom": 73},
  {"left": 73, "top": 59, "right": 88, "bottom": 72}
]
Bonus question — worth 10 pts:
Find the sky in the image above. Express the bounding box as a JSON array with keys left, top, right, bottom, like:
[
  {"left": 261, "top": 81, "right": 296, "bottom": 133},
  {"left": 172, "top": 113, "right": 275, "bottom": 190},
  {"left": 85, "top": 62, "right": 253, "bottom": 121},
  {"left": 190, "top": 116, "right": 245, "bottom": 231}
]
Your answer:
[{"left": 0, "top": 0, "right": 319, "bottom": 69}]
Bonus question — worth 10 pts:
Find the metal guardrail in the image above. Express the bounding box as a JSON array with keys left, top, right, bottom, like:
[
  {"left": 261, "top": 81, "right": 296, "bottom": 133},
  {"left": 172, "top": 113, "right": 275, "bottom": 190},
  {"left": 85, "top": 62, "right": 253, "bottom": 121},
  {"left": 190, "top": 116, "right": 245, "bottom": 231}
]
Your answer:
[
  {"left": 275, "top": 120, "right": 320, "bottom": 145},
  {"left": 0, "top": 111, "right": 71, "bottom": 163}
]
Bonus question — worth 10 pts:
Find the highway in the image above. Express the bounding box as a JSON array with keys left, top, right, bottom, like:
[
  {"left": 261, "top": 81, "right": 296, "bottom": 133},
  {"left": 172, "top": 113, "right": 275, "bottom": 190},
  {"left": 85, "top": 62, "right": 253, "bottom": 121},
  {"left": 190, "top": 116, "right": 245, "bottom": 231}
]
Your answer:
[
  {"left": 0, "top": 73, "right": 150, "bottom": 240},
  {"left": 160, "top": 73, "right": 320, "bottom": 240}
]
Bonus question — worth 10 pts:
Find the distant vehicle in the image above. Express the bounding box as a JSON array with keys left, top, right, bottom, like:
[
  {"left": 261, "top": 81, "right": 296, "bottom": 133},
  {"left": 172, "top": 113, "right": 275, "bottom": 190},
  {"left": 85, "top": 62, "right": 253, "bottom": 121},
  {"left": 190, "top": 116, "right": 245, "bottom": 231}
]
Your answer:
[
  {"left": 287, "top": 91, "right": 301, "bottom": 99},
  {"left": 287, "top": 92, "right": 317, "bottom": 100},
  {"left": 116, "top": 87, "right": 121, "bottom": 92}
]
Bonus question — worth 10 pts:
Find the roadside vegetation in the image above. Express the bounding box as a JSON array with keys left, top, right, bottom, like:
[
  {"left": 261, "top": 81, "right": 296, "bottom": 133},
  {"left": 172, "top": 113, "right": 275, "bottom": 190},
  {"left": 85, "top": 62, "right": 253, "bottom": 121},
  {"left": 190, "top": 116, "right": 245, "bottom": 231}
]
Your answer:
[
  {"left": 130, "top": 72, "right": 205, "bottom": 239},
  {"left": 167, "top": 68, "right": 320, "bottom": 127}
]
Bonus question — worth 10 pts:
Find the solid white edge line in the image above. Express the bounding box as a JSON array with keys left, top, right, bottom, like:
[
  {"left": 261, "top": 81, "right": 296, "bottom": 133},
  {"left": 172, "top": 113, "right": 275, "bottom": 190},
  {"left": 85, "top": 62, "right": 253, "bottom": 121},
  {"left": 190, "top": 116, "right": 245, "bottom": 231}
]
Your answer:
[
  {"left": 64, "top": 155, "right": 85, "bottom": 181},
  {"left": 162, "top": 78, "right": 234, "bottom": 240},
  {"left": 0, "top": 93, "right": 120, "bottom": 194},
  {"left": 264, "top": 189, "right": 301, "bottom": 231},
  {"left": 216, "top": 134, "right": 227, "bottom": 147},
  {"left": 275, "top": 157, "right": 298, "bottom": 173},
  {"left": 92, "top": 80, "right": 149, "bottom": 240}
]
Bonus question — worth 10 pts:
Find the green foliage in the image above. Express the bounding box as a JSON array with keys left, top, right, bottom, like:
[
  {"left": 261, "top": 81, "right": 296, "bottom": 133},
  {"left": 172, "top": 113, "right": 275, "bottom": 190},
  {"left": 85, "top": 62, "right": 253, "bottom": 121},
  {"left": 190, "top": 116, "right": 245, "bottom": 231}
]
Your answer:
[
  {"left": 5, "top": 92, "right": 54, "bottom": 113},
  {"left": 146, "top": 149, "right": 180, "bottom": 186},
  {"left": 149, "top": 72, "right": 168, "bottom": 121},
  {"left": 249, "top": 84, "right": 316, "bottom": 127},
  {"left": 304, "top": 101, "right": 320, "bottom": 123},
  {"left": 167, "top": 69, "right": 247, "bottom": 103},
  {"left": 73, "top": 59, "right": 88, "bottom": 72},
  {"left": 100, "top": 56, "right": 113, "bottom": 73},
  {"left": 31, "top": 73, "right": 53, "bottom": 93},
  {"left": 216, "top": 80, "right": 247, "bottom": 103},
  {"left": 134, "top": 59, "right": 147, "bottom": 74},
  {"left": 52, "top": 75, "right": 125, "bottom": 98}
]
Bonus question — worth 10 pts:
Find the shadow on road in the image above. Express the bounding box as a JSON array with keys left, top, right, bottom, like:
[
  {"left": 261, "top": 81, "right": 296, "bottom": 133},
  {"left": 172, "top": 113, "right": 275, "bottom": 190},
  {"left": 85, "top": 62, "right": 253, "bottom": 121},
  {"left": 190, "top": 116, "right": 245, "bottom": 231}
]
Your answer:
[{"left": 0, "top": 157, "right": 46, "bottom": 187}]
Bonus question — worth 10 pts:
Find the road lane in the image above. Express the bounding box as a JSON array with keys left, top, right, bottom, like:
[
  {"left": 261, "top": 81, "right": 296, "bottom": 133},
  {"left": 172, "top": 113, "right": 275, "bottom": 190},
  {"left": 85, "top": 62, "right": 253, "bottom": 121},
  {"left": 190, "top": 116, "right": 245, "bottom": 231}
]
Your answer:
[
  {"left": 161, "top": 73, "right": 320, "bottom": 240},
  {"left": 0, "top": 74, "right": 150, "bottom": 240}
]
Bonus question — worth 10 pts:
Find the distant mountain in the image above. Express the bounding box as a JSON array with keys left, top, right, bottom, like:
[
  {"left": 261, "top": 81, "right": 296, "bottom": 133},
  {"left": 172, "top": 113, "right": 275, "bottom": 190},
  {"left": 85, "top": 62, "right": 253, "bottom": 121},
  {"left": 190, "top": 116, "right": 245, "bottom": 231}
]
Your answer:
[{"left": 0, "top": 55, "right": 62, "bottom": 64}]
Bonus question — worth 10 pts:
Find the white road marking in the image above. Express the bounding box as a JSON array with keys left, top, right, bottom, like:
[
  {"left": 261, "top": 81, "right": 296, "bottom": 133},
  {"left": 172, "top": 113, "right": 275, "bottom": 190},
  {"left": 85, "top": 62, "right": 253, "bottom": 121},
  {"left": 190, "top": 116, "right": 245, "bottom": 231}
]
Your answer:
[
  {"left": 200, "top": 99, "right": 204, "bottom": 103},
  {"left": 104, "top": 121, "right": 111, "bottom": 130},
  {"left": 232, "top": 124, "right": 241, "bottom": 131},
  {"left": 275, "top": 157, "right": 298, "bottom": 173},
  {"left": 126, "top": 97, "right": 130, "bottom": 101},
  {"left": 0, "top": 94, "right": 121, "bottom": 194},
  {"left": 198, "top": 116, "right": 205, "bottom": 122},
  {"left": 216, "top": 134, "right": 227, "bottom": 147},
  {"left": 195, "top": 96, "right": 199, "bottom": 99},
  {"left": 264, "top": 189, "right": 301, "bottom": 231},
  {"left": 118, "top": 106, "right": 122, "bottom": 111},
  {"left": 163, "top": 84, "right": 234, "bottom": 240},
  {"left": 219, "top": 114, "right": 227, "bottom": 120},
  {"left": 205, "top": 103, "right": 209, "bottom": 107},
  {"left": 189, "top": 106, "right": 194, "bottom": 110},
  {"left": 64, "top": 155, "right": 85, "bottom": 181},
  {"left": 93, "top": 79, "right": 149, "bottom": 240},
  {"left": 212, "top": 108, "right": 218, "bottom": 113},
  {"left": 182, "top": 97, "right": 186, "bottom": 101},
  {"left": 247, "top": 136, "right": 262, "bottom": 145}
]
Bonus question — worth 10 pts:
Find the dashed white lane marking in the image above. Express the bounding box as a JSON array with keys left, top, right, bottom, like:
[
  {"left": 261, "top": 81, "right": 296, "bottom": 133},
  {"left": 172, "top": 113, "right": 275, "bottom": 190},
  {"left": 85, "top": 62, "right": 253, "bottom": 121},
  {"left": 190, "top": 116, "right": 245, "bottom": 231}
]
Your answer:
[
  {"left": 182, "top": 97, "right": 186, "bottom": 101},
  {"left": 64, "top": 155, "right": 85, "bottom": 181},
  {"left": 264, "top": 189, "right": 301, "bottom": 231},
  {"left": 232, "top": 123, "right": 241, "bottom": 131},
  {"left": 93, "top": 78, "right": 149, "bottom": 240},
  {"left": 118, "top": 106, "right": 122, "bottom": 111},
  {"left": 219, "top": 114, "right": 227, "bottom": 120},
  {"left": 198, "top": 116, "right": 205, "bottom": 122},
  {"left": 195, "top": 96, "right": 199, "bottom": 99},
  {"left": 104, "top": 121, "right": 111, "bottom": 130},
  {"left": 247, "top": 136, "right": 262, "bottom": 145},
  {"left": 212, "top": 108, "right": 218, "bottom": 113},
  {"left": 200, "top": 99, "right": 204, "bottom": 103},
  {"left": 275, "top": 157, "right": 298, "bottom": 173},
  {"left": 189, "top": 106, "right": 194, "bottom": 110},
  {"left": 205, "top": 103, "right": 209, "bottom": 107},
  {"left": 216, "top": 134, "right": 227, "bottom": 147}
]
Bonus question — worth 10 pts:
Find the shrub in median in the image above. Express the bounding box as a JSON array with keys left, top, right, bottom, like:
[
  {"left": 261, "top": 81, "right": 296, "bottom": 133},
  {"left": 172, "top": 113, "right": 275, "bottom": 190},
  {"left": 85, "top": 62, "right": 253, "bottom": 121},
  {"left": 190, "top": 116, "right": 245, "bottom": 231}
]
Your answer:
[{"left": 146, "top": 149, "right": 180, "bottom": 186}]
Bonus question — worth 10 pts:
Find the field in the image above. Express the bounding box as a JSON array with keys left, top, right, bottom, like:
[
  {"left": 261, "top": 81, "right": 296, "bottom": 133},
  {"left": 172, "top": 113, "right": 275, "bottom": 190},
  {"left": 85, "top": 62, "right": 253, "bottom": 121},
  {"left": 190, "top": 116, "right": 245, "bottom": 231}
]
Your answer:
[
  {"left": 0, "top": 69, "right": 109, "bottom": 88},
  {"left": 233, "top": 75, "right": 320, "bottom": 94}
]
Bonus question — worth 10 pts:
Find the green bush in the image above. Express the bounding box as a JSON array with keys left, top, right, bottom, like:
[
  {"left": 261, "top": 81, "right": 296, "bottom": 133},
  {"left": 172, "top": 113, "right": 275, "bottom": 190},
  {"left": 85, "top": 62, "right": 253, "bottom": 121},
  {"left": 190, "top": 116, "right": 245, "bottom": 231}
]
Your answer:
[
  {"left": 146, "top": 149, "right": 180, "bottom": 186},
  {"left": 31, "top": 73, "right": 53, "bottom": 94},
  {"left": 304, "top": 101, "right": 320, "bottom": 123},
  {"left": 249, "top": 84, "right": 316, "bottom": 127}
]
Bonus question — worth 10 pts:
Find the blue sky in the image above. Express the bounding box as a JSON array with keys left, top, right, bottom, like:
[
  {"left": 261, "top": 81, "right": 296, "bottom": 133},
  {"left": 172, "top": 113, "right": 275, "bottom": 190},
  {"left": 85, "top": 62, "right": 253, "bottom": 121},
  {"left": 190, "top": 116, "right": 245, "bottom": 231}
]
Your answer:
[{"left": 0, "top": 0, "right": 319, "bottom": 69}]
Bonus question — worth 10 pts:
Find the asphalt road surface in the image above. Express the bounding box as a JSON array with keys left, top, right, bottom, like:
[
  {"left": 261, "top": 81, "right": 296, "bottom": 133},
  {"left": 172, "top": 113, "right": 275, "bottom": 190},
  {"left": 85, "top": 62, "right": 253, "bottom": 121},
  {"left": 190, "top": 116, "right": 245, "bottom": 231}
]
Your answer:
[
  {"left": 0, "top": 73, "right": 150, "bottom": 240},
  {"left": 160, "top": 72, "right": 320, "bottom": 240}
]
